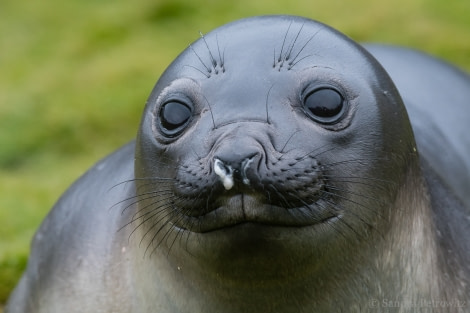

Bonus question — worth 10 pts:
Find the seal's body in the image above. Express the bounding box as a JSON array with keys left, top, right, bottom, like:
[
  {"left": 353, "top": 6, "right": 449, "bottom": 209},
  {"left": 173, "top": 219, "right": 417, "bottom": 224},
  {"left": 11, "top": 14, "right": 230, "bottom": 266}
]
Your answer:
[{"left": 7, "top": 16, "right": 469, "bottom": 313}]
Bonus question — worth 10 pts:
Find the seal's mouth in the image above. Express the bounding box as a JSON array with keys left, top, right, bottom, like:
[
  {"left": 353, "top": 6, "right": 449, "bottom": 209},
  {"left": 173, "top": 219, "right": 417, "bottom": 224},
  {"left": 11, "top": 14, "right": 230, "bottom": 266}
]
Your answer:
[
  {"left": 169, "top": 150, "right": 335, "bottom": 232},
  {"left": 173, "top": 193, "right": 338, "bottom": 233}
]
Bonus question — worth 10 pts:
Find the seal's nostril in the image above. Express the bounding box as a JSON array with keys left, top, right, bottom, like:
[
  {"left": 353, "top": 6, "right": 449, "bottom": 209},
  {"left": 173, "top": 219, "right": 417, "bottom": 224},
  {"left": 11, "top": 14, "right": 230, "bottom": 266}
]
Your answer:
[
  {"left": 213, "top": 154, "right": 258, "bottom": 189},
  {"left": 240, "top": 157, "right": 255, "bottom": 185},
  {"left": 214, "top": 158, "right": 235, "bottom": 190}
]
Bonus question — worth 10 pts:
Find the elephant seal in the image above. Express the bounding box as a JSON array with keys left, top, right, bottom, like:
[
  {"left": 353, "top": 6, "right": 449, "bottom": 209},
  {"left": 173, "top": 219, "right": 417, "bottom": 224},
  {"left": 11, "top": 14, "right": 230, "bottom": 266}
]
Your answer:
[{"left": 7, "top": 15, "right": 470, "bottom": 313}]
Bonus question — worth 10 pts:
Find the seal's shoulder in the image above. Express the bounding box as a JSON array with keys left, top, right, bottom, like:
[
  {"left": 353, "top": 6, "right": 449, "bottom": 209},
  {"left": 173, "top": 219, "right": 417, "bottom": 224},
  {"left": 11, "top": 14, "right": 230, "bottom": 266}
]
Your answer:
[
  {"left": 44, "top": 141, "right": 136, "bottom": 223},
  {"left": 364, "top": 44, "right": 470, "bottom": 208},
  {"left": 7, "top": 142, "right": 136, "bottom": 312},
  {"left": 38, "top": 141, "right": 136, "bottom": 243}
]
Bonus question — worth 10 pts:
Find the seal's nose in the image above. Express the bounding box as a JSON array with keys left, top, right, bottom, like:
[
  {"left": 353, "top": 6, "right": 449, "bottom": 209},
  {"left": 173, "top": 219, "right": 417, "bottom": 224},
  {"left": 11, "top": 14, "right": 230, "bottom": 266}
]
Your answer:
[
  {"left": 212, "top": 136, "right": 263, "bottom": 191},
  {"left": 213, "top": 154, "right": 258, "bottom": 190},
  {"left": 211, "top": 128, "right": 265, "bottom": 190}
]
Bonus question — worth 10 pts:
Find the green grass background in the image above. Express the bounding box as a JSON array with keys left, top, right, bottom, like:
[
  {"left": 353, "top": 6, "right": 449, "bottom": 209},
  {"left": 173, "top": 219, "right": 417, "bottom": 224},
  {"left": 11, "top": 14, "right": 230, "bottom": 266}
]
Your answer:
[{"left": 1, "top": 0, "right": 469, "bottom": 308}]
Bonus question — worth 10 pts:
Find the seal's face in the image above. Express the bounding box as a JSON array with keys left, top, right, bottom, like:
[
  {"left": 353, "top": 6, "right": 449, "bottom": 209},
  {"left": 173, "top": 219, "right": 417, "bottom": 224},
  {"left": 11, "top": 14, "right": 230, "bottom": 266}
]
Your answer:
[{"left": 133, "top": 16, "right": 414, "bottom": 274}]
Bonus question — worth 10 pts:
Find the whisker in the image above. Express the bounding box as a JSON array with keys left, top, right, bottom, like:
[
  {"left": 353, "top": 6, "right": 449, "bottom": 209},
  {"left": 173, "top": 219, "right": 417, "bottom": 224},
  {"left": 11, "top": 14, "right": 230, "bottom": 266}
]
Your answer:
[
  {"left": 288, "top": 54, "right": 315, "bottom": 70},
  {"left": 117, "top": 192, "right": 176, "bottom": 216},
  {"left": 286, "top": 192, "right": 328, "bottom": 221},
  {"left": 286, "top": 22, "right": 305, "bottom": 61},
  {"left": 183, "top": 65, "right": 210, "bottom": 78},
  {"left": 323, "top": 175, "right": 394, "bottom": 189},
  {"left": 315, "top": 198, "right": 366, "bottom": 240},
  {"left": 289, "top": 27, "right": 322, "bottom": 67},
  {"left": 160, "top": 205, "right": 196, "bottom": 257},
  {"left": 202, "top": 93, "right": 216, "bottom": 129},
  {"left": 189, "top": 44, "right": 211, "bottom": 74},
  {"left": 145, "top": 199, "right": 194, "bottom": 257},
  {"left": 135, "top": 181, "right": 173, "bottom": 194},
  {"left": 167, "top": 224, "right": 186, "bottom": 257},
  {"left": 128, "top": 193, "right": 184, "bottom": 221},
  {"left": 279, "top": 130, "right": 301, "bottom": 153},
  {"left": 320, "top": 189, "right": 388, "bottom": 222},
  {"left": 109, "top": 189, "right": 173, "bottom": 211},
  {"left": 320, "top": 158, "right": 388, "bottom": 168},
  {"left": 199, "top": 31, "right": 217, "bottom": 70},
  {"left": 279, "top": 21, "right": 293, "bottom": 62},
  {"left": 109, "top": 177, "right": 175, "bottom": 190},
  {"left": 268, "top": 184, "right": 295, "bottom": 208},
  {"left": 314, "top": 202, "right": 351, "bottom": 241},
  {"left": 215, "top": 34, "right": 225, "bottom": 72},
  {"left": 125, "top": 204, "right": 167, "bottom": 242},
  {"left": 323, "top": 184, "right": 388, "bottom": 206},
  {"left": 273, "top": 48, "right": 277, "bottom": 68},
  {"left": 322, "top": 198, "right": 386, "bottom": 240},
  {"left": 118, "top": 194, "right": 179, "bottom": 232},
  {"left": 282, "top": 143, "right": 336, "bottom": 163},
  {"left": 265, "top": 84, "right": 275, "bottom": 124},
  {"left": 142, "top": 207, "right": 177, "bottom": 256},
  {"left": 190, "top": 147, "right": 202, "bottom": 161}
]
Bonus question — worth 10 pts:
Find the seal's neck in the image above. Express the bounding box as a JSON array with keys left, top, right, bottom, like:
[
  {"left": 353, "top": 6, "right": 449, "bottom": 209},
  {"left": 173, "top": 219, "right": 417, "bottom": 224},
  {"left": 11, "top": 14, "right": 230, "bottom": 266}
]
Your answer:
[
  {"left": 128, "top": 166, "right": 455, "bottom": 313},
  {"left": 371, "top": 164, "right": 467, "bottom": 308},
  {"left": 371, "top": 165, "right": 444, "bottom": 303}
]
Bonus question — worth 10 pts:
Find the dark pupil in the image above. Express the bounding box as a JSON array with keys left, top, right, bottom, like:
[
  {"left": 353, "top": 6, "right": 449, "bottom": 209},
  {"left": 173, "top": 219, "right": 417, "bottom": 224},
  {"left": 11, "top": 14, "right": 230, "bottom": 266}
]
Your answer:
[
  {"left": 160, "top": 101, "right": 191, "bottom": 130},
  {"left": 305, "top": 89, "right": 343, "bottom": 118}
]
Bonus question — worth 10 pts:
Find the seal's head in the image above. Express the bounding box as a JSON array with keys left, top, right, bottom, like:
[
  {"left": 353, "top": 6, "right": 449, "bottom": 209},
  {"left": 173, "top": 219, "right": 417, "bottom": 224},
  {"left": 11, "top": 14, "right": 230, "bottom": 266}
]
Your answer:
[{"left": 133, "top": 15, "right": 415, "bottom": 281}]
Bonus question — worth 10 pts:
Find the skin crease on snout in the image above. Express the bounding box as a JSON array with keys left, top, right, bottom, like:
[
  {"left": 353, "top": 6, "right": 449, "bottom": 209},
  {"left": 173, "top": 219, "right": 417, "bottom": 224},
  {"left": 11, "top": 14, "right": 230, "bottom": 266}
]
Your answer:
[{"left": 6, "top": 15, "right": 470, "bottom": 313}]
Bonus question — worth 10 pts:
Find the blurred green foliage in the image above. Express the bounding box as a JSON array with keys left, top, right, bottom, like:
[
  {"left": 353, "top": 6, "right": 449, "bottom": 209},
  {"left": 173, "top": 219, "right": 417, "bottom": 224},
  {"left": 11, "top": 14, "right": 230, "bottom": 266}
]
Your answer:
[{"left": 1, "top": 0, "right": 469, "bottom": 308}]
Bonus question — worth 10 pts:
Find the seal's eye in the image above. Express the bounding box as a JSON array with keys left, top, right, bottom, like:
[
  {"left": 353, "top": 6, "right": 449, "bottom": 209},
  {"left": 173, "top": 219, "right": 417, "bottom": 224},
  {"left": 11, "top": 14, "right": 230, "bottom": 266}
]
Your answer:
[
  {"left": 303, "top": 88, "right": 346, "bottom": 124},
  {"left": 159, "top": 100, "right": 192, "bottom": 136}
]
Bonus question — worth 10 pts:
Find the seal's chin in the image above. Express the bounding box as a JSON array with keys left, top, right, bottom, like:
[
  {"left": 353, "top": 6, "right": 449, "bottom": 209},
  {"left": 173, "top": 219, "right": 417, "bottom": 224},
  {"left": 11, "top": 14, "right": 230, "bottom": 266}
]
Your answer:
[{"left": 174, "top": 194, "right": 338, "bottom": 233}]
